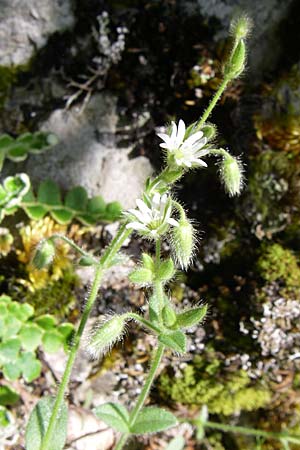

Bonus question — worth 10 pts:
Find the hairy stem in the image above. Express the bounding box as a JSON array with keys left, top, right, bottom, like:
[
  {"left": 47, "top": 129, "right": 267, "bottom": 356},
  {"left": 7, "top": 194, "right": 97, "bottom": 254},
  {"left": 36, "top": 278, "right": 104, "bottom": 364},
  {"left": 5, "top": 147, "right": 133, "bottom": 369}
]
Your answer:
[
  {"left": 40, "top": 225, "right": 131, "bottom": 450},
  {"left": 198, "top": 78, "right": 230, "bottom": 127},
  {"left": 114, "top": 343, "right": 165, "bottom": 450},
  {"left": 126, "top": 312, "right": 161, "bottom": 334}
]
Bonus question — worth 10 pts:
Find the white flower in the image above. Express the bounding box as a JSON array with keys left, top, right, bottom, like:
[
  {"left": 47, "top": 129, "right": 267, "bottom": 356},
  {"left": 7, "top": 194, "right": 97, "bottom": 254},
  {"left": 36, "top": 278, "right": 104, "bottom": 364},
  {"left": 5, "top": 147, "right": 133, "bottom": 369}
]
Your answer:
[
  {"left": 157, "top": 119, "right": 209, "bottom": 168},
  {"left": 125, "top": 193, "right": 178, "bottom": 238}
]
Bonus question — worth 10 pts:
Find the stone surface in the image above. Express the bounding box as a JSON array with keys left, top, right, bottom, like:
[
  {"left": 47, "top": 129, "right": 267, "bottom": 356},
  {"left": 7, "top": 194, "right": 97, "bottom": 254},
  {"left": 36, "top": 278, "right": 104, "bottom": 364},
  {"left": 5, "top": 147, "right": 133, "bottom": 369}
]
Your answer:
[
  {"left": 181, "top": 0, "right": 294, "bottom": 77},
  {"left": 67, "top": 406, "right": 114, "bottom": 450},
  {"left": 23, "top": 93, "right": 153, "bottom": 209},
  {"left": 0, "top": 0, "right": 75, "bottom": 67}
]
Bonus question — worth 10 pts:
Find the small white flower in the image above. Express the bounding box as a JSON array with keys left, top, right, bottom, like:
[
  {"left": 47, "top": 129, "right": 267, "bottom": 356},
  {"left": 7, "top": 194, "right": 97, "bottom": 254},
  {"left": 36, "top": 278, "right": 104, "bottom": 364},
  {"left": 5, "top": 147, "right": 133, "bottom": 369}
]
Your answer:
[
  {"left": 125, "top": 193, "right": 178, "bottom": 238},
  {"left": 157, "top": 119, "right": 209, "bottom": 168}
]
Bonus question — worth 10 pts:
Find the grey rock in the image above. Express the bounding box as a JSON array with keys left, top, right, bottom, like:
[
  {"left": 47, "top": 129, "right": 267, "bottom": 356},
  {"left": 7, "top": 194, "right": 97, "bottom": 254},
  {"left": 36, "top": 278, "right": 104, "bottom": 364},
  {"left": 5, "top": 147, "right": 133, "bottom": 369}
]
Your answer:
[
  {"left": 0, "top": 0, "right": 75, "bottom": 67},
  {"left": 67, "top": 406, "right": 114, "bottom": 450},
  {"left": 181, "top": 0, "right": 294, "bottom": 77},
  {"left": 23, "top": 93, "right": 153, "bottom": 209}
]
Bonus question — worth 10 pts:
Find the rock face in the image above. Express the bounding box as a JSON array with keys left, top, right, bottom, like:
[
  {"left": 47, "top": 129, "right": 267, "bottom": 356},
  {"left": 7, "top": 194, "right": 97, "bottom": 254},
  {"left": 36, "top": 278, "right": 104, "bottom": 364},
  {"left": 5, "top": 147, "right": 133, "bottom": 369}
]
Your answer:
[
  {"left": 0, "top": 0, "right": 75, "bottom": 67},
  {"left": 181, "top": 0, "right": 294, "bottom": 77},
  {"left": 23, "top": 93, "right": 153, "bottom": 209}
]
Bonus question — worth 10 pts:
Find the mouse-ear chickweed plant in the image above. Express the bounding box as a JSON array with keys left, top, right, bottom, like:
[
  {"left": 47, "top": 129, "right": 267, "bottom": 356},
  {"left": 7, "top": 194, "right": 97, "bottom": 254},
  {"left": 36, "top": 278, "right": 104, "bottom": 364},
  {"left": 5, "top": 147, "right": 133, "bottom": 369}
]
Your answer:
[{"left": 24, "top": 15, "right": 295, "bottom": 450}]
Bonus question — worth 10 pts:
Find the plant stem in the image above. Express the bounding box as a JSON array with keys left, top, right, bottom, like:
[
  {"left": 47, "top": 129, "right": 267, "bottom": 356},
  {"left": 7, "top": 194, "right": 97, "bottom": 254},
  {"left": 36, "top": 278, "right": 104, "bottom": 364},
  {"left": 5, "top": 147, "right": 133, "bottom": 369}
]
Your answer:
[
  {"left": 126, "top": 312, "right": 161, "bottom": 334},
  {"left": 50, "top": 234, "right": 98, "bottom": 262},
  {"left": 40, "top": 265, "right": 103, "bottom": 450},
  {"left": 198, "top": 78, "right": 230, "bottom": 127},
  {"left": 40, "top": 225, "right": 131, "bottom": 450},
  {"left": 203, "top": 421, "right": 300, "bottom": 444},
  {"left": 114, "top": 343, "right": 165, "bottom": 450}
]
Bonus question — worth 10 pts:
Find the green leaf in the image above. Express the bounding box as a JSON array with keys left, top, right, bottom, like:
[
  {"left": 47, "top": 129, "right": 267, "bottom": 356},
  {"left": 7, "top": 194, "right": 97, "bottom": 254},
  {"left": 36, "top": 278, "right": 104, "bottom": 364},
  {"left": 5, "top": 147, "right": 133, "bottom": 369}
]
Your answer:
[
  {"left": 23, "top": 205, "right": 48, "bottom": 220},
  {"left": 26, "top": 397, "right": 68, "bottom": 450},
  {"left": 158, "top": 330, "right": 187, "bottom": 354},
  {"left": 38, "top": 180, "right": 62, "bottom": 206},
  {"left": 42, "top": 330, "right": 64, "bottom": 353},
  {"left": 105, "top": 202, "right": 122, "bottom": 220},
  {"left": 176, "top": 305, "right": 207, "bottom": 329},
  {"left": 18, "top": 324, "right": 43, "bottom": 351},
  {"left": 35, "top": 314, "right": 57, "bottom": 330},
  {"left": 51, "top": 208, "right": 73, "bottom": 224},
  {"left": 94, "top": 402, "right": 130, "bottom": 433},
  {"left": 0, "top": 338, "right": 21, "bottom": 363},
  {"left": 130, "top": 407, "right": 177, "bottom": 434},
  {"left": 18, "top": 352, "right": 42, "bottom": 382},
  {"left": 0, "top": 385, "right": 20, "bottom": 406},
  {"left": 165, "top": 436, "right": 186, "bottom": 450},
  {"left": 156, "top": 258, "right": 175, "bottom": 282},
  {"left": 19, "top": 303, "right": 35, "bottom": 321},
  {"left": 0, "top": 406, "right": 11, "bottom": 427},
  {"left": 3, "top": 362, "right": 21, "bottom": 380},
  {"left": 7, "top": 144, "right": 28, "bottom": 161},
  {"left": 142, "top": 253, "right": 154, "bottom": 270},
  {"left": 129, "top": 268, "right": 153, "bottom": 284},
  {"left": 2, "top": 316, "right": 22, "bottom": 339},
  {"left": 65, "top": 186, "right": 88, "bottom": 211},
  {"left": 87, "top": 196, "right": 106, "bottom": 214}
]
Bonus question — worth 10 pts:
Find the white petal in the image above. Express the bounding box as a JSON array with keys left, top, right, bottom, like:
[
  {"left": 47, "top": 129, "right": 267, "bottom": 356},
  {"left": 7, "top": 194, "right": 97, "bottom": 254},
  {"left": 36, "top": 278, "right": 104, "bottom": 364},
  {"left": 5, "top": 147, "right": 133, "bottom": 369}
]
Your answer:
[
  {"left": 136, "top": 199, "right": 152, "bottom": 216},
  {"left": 152, "top": 192, "right": 161, "bottom": 208},
  {"left": 157, "top": 133, "right": 171, "bottom": 143},
  {"left": 183, "top": 130, "right": 204, "bottom": 146},
  {"left": 194, "top": 159, "right": 208, "bottom": 167},
  {"left": 159, "top": 143, "right": 172, "bottom": 149},
  {"left": 130, "top": 209, "right": 151, "bottom": 224},
  {"left": 168, "top": 218, "right": 179, "bottom": 227},
  {"left": 170, "top": 122, "right": 177, "bottom": 142},
  {"left": 176, "top": 119, "right": 186, "bottom": 147},
  {"left": 126, "top": 222, "right": 148, "bottom": 231}
]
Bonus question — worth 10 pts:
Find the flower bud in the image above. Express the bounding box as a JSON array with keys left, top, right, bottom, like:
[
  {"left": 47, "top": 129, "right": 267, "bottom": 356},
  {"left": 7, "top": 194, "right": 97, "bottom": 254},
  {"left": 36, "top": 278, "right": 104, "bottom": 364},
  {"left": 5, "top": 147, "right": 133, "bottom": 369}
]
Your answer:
[
  {"left": 230, "top": 15, "right": 252, "bottom": 40},
  {"left": 171, "top": 214, "right": 195, "bottom": 270},
  {"left": 220, "top": 153, "right": 244, "bottom": 197},
  {"left": 31, "top": 239, "right": 55, "bottom": 270},
  {"left": 224, "top": 39, "right": 246, "bottom": 79},
  {"left": 87, "top": 315, "right": 127, "bottom": 358}
]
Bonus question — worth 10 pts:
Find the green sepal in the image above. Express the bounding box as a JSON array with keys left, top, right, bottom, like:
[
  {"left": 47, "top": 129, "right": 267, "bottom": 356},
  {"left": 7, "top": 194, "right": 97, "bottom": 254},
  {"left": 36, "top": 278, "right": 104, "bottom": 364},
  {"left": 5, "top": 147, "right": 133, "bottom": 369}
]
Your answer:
[
  {"left": 176, "top": 305, "right": 207, "bottom": 329},
  {"left": 94, "top": 402, "right": 130, "bottom": 433},
  {"left": 26, "top": 397, "right": 68, "bottom": 450},
  {"left": 130, "top": 406, "right": 177, "bottom": 435},
  {"left": 158, "top": 330, "right": 187, "bottom": 354}
]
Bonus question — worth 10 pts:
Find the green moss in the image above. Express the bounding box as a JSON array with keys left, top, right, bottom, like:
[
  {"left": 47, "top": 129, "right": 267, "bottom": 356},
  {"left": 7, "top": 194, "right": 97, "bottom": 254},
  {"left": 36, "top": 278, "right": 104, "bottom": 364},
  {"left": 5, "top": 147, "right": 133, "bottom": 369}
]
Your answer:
[
  {"left": 12, "top": 269, "right": 78, "bottom": 319},
  {"left": 257, "top": 243, "right": 300, "bottom": 289},
  {"left": 0, "top": 63, "right": 31, "bottom": 108},
  {"left": 159, "top": 355, "right": 271, "bottom": 416}
]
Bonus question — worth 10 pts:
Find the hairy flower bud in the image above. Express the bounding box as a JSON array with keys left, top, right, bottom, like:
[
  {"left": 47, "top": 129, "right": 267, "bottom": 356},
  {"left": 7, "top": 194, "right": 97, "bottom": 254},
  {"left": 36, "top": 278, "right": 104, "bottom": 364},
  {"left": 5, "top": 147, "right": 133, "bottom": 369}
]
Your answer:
[
  {"left": 224, "top": 39, "right": 246, "bottom": 79},
  {"left": 171, "top": 212, "right": 195, "bottom": 270},
  {"left": 230, "top": 15, "right": 252, "bottom": 40},
  {"left": 220, "top": 153, "right": 244, "bottom": 197},
  {"left": 87, "top": 315, "right": 127, "bottom": 358},
  {"left": 31, "top": 239, "right": 56, "bottom": 270}
]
